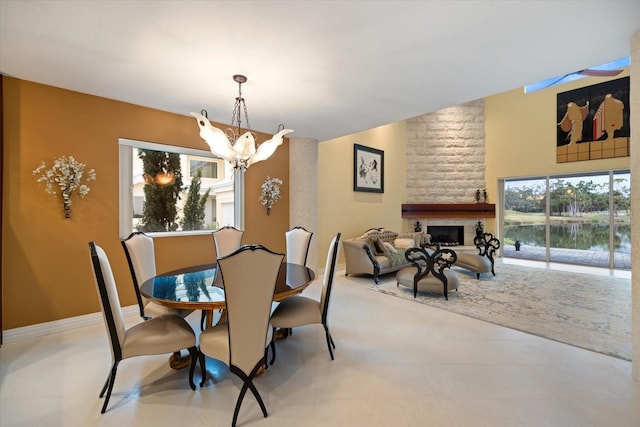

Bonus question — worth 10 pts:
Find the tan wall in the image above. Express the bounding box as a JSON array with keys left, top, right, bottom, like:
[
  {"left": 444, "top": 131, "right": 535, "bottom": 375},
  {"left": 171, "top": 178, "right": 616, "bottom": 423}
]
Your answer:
[
  {"left": 318, "top": 121, "right": 407, "bottom": 264},
  {"left": 2, "top": 77, "right": 289, "bottom": 329},
  {"left": 484, "top": 70, "right": 631, "bottom": 231}
]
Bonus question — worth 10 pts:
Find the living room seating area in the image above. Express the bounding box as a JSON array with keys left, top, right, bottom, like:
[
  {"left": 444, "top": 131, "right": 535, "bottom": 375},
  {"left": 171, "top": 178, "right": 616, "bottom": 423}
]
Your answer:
[{"left": 342, "top": 228, "right": 427, "bottom": 283}]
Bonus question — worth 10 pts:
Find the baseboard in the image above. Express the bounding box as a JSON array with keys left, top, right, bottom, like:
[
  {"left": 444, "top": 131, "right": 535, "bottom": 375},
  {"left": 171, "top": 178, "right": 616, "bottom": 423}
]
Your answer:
[
  {"left": 2, "top": 265, "right": 348, "bottom": 345},
  {"left": 2, "top": 305, "right": 139, "bottom": 344}
]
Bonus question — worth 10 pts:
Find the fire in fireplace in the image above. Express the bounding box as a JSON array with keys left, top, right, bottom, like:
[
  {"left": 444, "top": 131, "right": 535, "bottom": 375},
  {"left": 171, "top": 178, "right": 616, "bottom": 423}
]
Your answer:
[{"left": 427, "top": 226, "right": 464, "bottom": 246}]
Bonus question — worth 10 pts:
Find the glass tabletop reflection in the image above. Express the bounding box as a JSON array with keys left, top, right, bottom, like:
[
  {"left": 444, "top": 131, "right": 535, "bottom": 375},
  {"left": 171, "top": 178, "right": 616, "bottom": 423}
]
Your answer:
[{"left": 140, "top": 262, "right": 315, "bottom": 311}]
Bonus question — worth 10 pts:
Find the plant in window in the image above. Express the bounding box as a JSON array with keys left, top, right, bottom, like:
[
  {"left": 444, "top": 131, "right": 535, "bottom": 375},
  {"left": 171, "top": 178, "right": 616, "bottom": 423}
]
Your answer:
[
  {"left": 33, "top": 155, "right": 96, "bottom": 219},
  {"left": 259, "top": 176, "right": 283, "bottom": 215}
]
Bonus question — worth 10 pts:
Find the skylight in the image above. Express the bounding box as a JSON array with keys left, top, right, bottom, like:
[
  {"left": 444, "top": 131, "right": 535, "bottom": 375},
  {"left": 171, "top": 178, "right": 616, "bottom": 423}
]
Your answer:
[{"left": 524, "top": 56, "right": 629, "bottom": 93}]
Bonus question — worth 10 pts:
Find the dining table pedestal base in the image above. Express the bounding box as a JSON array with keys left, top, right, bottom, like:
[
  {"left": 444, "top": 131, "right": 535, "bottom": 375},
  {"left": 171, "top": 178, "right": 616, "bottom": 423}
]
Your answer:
[{"left": 169, "top": 352, "right": 192, "bottom": 369}]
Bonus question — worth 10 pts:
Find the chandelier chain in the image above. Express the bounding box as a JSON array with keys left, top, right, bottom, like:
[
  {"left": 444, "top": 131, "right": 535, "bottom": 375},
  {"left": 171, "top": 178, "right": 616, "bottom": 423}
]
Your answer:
[{"left": 228, "top": 78, "right": 252, "bottom": 143}]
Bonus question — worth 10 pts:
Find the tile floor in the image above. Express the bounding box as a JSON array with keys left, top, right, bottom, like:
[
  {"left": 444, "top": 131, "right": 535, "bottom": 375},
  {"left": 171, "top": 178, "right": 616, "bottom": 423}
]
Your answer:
[{"left": 1, "top": 262, "right": 638, "bottom": 426}]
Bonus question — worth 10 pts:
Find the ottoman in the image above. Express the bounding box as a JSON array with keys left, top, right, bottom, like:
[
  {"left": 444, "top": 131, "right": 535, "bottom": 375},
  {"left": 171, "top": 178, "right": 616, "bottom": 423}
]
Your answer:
[
  {"left": 395, "top": 246, "right": 460, "bottom": 300},
  {"left": 396, "top": 266, "right": 460, "bottom": 300}
]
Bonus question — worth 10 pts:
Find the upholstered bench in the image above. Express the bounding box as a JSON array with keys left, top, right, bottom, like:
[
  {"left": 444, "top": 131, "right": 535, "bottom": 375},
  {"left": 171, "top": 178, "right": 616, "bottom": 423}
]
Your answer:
[
  {"left": 396, "top": 245, "right": 460, "bottom": 300},
  {"left": 454, "top": 233, "right": 500, "bottom": 279}
]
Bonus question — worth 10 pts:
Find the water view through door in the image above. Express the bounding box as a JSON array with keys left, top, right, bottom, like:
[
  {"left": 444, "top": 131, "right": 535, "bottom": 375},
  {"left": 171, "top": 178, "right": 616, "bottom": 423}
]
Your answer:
[{"left": 502, "top": 171, "right": 631, "bottom": 269}]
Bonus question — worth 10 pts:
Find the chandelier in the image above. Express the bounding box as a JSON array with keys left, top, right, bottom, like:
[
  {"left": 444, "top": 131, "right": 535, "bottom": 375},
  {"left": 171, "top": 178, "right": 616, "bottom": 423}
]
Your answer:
[{"left": 192, "top": 74, "right": 293, "bottom": 170}]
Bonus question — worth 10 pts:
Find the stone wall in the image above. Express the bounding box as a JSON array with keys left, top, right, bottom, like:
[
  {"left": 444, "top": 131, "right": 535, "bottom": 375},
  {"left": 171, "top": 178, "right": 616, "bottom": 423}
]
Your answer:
[
  {"left": 289, "top": 137, "right": 319, "bottom": 270},
  {"left": 405, "top": 99, "right": 487, "bottom": 244}
]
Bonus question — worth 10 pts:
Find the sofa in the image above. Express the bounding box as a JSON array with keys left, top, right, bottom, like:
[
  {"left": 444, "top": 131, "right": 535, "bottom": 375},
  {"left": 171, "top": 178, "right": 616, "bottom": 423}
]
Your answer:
[{"left": 343, "top": 228, "right": 428, "bottom": 283}]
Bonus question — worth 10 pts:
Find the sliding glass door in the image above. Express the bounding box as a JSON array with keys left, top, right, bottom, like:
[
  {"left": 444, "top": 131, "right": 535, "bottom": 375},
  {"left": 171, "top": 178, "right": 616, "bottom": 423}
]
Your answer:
[
  {"left": 613, "top": 171, "right": 632, "bottom": 269},
  {"left": 502, "top": 170, "right": 630, "bottom": 270},
  {"left": 503, "top": 177, "right": 547, "bottom": 262},
  {"left": 548, "top": 174, "right": 610, "bottom": 267}
]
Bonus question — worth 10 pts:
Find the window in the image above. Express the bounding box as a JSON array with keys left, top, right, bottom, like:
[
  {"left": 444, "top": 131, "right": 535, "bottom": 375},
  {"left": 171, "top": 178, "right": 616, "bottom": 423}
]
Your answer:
[
  {"left": 119, "top": 139, "right": 234, "bottom": 238},
  {"left": 189, "top": 157, "right": 218, "bottom": 179},
  {"left": 501, "top": 170, "right": 631, "bottom": 269}
]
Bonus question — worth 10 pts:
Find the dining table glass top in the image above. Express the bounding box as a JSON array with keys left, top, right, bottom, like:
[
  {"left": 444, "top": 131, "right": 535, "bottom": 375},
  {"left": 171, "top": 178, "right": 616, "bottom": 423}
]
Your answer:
[{"left": 140, "top": 262, "right": 315, "bottom": 310}]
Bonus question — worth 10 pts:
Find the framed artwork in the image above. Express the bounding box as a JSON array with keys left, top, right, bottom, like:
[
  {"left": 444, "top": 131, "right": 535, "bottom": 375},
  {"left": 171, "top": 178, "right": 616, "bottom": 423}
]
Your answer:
[
  {"left": 556, "top": 76, "right": 630, "bottom": 163},
  {"left": 353, "top": 143, "right": 384, "bottom": 193}
]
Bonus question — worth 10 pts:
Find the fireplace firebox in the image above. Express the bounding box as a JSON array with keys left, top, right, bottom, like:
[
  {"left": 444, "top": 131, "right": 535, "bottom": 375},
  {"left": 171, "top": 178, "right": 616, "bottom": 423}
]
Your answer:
[{"left": 427, "top": 226, "right": 464, "bottom": 246}]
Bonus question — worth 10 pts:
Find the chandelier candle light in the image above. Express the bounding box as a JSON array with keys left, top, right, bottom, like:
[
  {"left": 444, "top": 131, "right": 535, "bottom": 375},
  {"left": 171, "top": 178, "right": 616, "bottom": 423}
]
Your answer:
[{"left": 191, "top": 74, "right": 293, "bottom": 228}]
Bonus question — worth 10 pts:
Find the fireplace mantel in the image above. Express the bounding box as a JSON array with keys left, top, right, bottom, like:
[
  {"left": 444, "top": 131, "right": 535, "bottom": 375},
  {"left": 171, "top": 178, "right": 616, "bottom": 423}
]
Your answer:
[{"left": 401, "top": 203, "right": 496, "bottom": 219}]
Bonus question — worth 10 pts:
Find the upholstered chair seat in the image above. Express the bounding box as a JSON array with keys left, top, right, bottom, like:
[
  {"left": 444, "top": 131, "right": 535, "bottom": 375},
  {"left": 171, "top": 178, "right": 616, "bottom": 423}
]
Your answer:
[
  {"left": 454, "top": 253, "right": 492, "bottom": 275},
  {"left": 120, "top": 315, "right": 197, "bottom": 359},
  {"left": 268, "top": 296, "right": 321, "bottom": 327},
  {"left": 396, "top": 267, "right": 460, "bottom": 296}
]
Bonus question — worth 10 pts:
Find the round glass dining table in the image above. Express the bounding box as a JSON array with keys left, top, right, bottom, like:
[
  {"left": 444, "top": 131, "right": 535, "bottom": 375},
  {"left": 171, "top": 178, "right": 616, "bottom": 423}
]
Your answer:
[{"left": 140, "top": 262, "right": 315, "bottom": 328}]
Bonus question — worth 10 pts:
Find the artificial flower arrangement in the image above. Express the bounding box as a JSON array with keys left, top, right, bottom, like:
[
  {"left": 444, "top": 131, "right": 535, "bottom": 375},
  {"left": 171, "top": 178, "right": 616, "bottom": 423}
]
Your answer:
[
  {"left": 258, "top": 176, "right": 283, "bottom": 215},
  {"left": 33, "top": 155, "right": 96, "bottom": 218}
]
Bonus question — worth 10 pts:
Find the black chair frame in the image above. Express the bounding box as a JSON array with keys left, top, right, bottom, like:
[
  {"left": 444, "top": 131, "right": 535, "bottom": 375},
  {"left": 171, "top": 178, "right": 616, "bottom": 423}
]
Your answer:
[
  {"left": 473, "top": 232, "right": 501, "bottom": 277},
  {"left": 90, "top": 242, "right": 199, "bottom": 414},
  {"left": 403, "top": 245, "right": 457, "bottom": 300},
  {"left": 121, "top": 231, "right": 151, "bottom": 320}
]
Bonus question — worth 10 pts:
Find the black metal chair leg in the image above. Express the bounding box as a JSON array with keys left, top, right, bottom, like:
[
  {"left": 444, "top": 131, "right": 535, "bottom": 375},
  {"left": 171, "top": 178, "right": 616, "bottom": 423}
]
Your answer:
[
  {"left": 101, "top": 361, "right": 119, "bottom": 414},
  {"left": 269, "top": 334, "right": 276, "bottom": 366},
  {"left": 230, "top": 364, "right": 268, "bottom": 427},
  {"left": 99, "top": 371, "right": 111, "bottom": 397},
  {"left": 324, "top": 325, "right": 335, "bottom": 360},
  {"left": 198, "top": 350, "right": 207, "bottom": 387},
  {"left": 187, "top": 346, "right": 198, "bottom": 390}
]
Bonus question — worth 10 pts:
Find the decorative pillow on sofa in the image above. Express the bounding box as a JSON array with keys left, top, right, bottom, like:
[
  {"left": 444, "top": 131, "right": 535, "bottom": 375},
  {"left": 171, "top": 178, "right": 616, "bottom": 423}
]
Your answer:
[
  {"left": 370, "top": 237, "right": 388, "bottom": 255},
  {"left": 382, "top": 241, "right": 398, "bottom": 253},
  {"left": 394, "top": 238, "right": 415, "bottom": 249}
]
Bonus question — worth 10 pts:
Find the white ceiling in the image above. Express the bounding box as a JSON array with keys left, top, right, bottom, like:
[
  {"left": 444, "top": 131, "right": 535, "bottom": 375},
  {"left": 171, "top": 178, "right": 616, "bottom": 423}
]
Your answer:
[{"left": 1, "top": 1, "right": 639, "bottom": 142}]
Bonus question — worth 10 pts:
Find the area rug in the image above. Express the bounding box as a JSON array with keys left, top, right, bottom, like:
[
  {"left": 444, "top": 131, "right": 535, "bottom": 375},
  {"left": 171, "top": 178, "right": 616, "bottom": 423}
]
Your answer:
[{"left": 370, "top": 260, "right": 632, "bottom": 360}]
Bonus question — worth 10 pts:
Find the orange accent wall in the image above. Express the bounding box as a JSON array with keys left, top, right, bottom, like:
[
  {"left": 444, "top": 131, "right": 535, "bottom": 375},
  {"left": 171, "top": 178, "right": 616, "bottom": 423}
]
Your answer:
[{"left": 1, "top": 77, "right": 289, "bottom": 329}]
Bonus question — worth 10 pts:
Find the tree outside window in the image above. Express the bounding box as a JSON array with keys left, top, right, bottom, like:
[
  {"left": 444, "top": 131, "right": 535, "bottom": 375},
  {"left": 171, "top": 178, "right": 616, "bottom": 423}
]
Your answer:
[{"left": 138, "top": 149, "right": 183, "bottom": 232}]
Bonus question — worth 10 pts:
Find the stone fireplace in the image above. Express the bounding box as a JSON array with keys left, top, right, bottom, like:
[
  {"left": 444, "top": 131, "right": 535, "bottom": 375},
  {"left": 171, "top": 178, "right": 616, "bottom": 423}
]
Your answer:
[
  {"left": 402, "top": 203, "right": 494, "bottom": 248},
  {"left": 427, "top": 225, "right": 465, "bottom": 246},
  {"left": 403, "top": 100, "right": 489, "bottom": 248},
  {"left": 422, "top": 219, "right": 478, "bottom": 247}
]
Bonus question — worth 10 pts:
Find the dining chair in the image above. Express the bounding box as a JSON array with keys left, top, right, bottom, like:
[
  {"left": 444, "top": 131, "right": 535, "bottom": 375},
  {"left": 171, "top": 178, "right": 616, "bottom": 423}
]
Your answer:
[
  {"left": 88, "top": 241, "right": 200, "bottom": 414},
  {"left": 270, "top": 232, "right": 342, "bottom": 361},
  {"left": 121, "top": 231, "right": 193, "bottom": 320},
  {"left": 212, "top": 226, "right": 244, "bottom": 284},
  {"left": 285, "top": 226, "right": 313, "bottom": 266},
  {"left": 212, "top": 226, "right": 244, "bottom": 257},
  {"left": 196, "top": 244, "right": 284, "bottom": 427}
]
